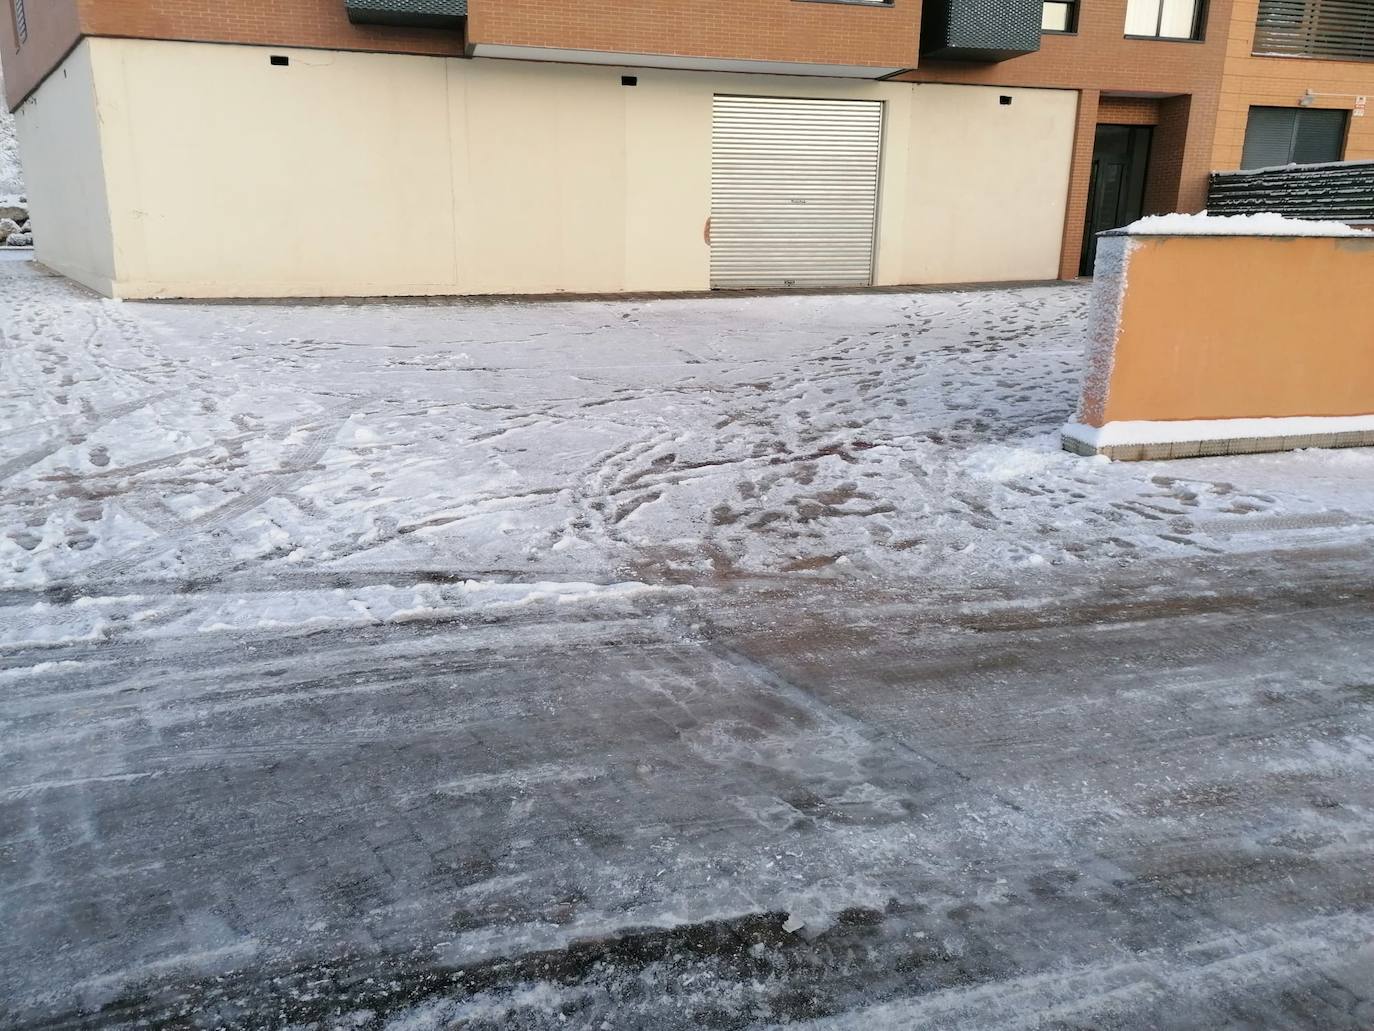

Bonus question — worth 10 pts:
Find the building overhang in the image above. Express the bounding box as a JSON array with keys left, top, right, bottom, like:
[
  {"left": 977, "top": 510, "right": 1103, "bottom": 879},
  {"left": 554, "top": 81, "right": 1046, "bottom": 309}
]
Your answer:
[
  {"left": 920, "top": 0, "right": 1041, "bottom": 61},
  {"left": 345, "top": 0, "right": 467, "bottom": 29},
  {"left": 468, "top": 43, "right": 905, "bottom": 79}
]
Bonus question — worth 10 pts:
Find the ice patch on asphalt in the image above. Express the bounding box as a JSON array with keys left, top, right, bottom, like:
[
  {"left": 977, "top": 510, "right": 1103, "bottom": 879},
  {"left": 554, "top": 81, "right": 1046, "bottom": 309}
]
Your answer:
[{"left": 0, "top": 580, "right": 684, "bottom": 649}]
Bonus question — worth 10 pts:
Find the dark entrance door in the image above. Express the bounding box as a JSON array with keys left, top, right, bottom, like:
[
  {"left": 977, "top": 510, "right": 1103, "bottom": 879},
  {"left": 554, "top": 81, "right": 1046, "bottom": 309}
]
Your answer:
[{"left": 1080, "top": 124, "right": 1152, "bottom": 276}]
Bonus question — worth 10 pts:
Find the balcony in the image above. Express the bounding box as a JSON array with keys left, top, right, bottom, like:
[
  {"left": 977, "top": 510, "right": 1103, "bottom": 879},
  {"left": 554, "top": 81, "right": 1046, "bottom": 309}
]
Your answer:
[
  {"left": 920, "top": 0, "right": 1042, "bottom": 61},
  {"left": 1253, "top": 0, "right": 1374, "bottom": 61},
  {"left": 344, "top": 0, "right": 467, "bottom": 28}
]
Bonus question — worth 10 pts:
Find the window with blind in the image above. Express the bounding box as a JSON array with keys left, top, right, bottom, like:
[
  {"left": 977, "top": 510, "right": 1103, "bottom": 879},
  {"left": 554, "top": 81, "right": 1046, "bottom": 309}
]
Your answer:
[
  {"left": 11, "top": 0, "right": 27, "bottom": 45},
  {"left": 1253, "top": 0, "right": 1374, "bottom": 60},
  {"left": 1043, "top": 0, "right": 1078, "bottom": 31},
  {"left": 1240, "top": 106, "right": 1348, "bottom": 168},
  {"left": 1125, "top": 0, "right": 1206, "bottom": 38}
]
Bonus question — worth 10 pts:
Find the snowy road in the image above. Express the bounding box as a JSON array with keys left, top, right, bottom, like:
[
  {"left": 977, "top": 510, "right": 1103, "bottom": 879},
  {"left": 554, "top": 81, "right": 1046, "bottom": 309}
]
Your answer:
[{"left": 3, "top": 257, "right": 1373, "bottom": 1028}]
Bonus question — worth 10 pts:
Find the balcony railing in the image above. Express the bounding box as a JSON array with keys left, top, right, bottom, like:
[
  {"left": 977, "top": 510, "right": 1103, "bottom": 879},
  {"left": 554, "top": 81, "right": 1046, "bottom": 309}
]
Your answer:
[{"left": 1253, "top": 0, "right": 1374, "bottom": 61}]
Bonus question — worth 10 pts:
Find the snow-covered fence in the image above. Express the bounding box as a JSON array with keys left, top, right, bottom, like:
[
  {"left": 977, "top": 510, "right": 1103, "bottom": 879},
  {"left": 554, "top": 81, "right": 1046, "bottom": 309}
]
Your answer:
[{"left": 1207, "top": 160, "right": 1374, "bottom": 226}]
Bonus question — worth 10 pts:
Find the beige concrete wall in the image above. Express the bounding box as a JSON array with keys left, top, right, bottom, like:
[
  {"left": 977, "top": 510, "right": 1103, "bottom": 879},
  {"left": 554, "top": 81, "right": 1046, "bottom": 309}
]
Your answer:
[
  {"left": 89, "top": 38, "right": 459, "bottom": 298},
  {"left": 893, "top": 84, "right": 1078, "bottom": 285},
  {"left": 1079, "top": 232, "right": 1374, "bottom": 425},
  {"left": 45, "top": 38, "right": 1076, "bottom": 298},
  {"left": 447, "top": 59, "right": 714, "bottom": 294},
  {"left": 12, "top": 40, "right": 117, "bottom": 295}
]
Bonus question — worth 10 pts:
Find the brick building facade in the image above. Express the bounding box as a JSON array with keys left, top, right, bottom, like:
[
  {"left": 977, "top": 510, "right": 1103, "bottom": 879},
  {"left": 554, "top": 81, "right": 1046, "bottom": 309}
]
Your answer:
[{"left": 2, "top": 0, "right": 1370, "bottom": 297}]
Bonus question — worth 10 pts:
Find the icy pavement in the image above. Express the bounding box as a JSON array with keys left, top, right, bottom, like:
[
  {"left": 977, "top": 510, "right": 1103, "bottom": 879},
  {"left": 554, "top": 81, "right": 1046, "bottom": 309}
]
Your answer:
[{"left": 2, "top": 256, "right": 1374, "bottom": 1028}]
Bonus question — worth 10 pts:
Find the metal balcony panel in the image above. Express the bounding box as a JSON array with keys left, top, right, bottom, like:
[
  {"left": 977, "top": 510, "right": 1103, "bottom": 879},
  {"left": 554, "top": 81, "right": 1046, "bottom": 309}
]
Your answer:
[
  {"left": 921, "top": 0, "right": 1042, "bottom": 61},
  {"left": 344, "top": 0, "right": 466, "bottom": 28}
]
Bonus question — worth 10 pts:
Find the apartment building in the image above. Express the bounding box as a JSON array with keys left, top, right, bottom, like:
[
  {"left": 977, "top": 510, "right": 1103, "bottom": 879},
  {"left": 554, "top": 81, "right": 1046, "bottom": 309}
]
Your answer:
[{"left": 1, "top": 0, "right": 1370, "bottom": 299}]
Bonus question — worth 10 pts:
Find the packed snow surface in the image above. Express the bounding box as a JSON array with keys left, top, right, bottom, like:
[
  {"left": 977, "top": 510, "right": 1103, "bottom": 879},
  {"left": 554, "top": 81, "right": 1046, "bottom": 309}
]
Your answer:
[
  {"left": 4, "top": 256, "right": 1374, "bottom": 1029},
  {"left": 1064, "top": 414, "right": 1374, "bottom": 447},
  {"left": 1122, "top": 211, "right": 1367, "bottom": 236},
  {"left": 3, "top": 256, "right": 1374, "bottom": 613}
]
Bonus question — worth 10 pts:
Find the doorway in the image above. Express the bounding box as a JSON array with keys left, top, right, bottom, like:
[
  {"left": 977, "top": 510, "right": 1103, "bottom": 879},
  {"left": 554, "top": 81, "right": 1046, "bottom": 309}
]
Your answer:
[{"left": 1080, "top": 124, "right": 1152, "bottom": 276}]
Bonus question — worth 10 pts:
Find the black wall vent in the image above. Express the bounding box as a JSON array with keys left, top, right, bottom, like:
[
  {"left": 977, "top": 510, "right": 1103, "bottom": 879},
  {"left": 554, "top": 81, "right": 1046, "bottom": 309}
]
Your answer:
[
  {"left": 921, "top": 0, "right": 1042, "bottom": 61},
  {"left": 12, "top": 0, "right": 27, "bottom": 45}
]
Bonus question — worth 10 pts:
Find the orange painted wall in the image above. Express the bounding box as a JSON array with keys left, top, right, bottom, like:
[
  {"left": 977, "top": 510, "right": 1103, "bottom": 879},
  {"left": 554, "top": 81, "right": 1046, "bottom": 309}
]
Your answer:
[
  {"left": 1090, "top": 233, "right": 1374, "bottom": 424},
  {"left": 1214, "top": 0, "right": 1374, "bottom": 172}
]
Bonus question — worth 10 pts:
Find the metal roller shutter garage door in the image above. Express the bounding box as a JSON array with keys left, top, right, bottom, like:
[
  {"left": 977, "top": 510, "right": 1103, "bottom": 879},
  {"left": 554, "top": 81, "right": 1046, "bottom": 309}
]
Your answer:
[{"left": 711, "top": 95, "right": 884, "bottom": 289}]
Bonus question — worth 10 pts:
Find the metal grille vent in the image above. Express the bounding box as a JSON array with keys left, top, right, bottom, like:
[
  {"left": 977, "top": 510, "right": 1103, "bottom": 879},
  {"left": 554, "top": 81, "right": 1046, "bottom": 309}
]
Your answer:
[
  {"left": 1208, "top": 160, "right": 1374, "bottom": 221},
  {"left": 344, "top": 0, "right": 466, "bottom": 27},
  {"left": 1253, "top": 0, "right": 1374, "bottom": 61},
  {"left": 12, "top": 0, "right": 27, "bottom": 45},
  {"left": 921, "top": 0, "right": 1043, "bottom": 60}
]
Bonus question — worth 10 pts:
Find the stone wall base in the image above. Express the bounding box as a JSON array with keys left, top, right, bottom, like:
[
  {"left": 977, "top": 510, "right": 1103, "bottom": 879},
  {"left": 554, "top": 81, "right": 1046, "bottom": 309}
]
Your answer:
[{"left": 1062, "top": 426, "right": 1374, "bottom": 462}]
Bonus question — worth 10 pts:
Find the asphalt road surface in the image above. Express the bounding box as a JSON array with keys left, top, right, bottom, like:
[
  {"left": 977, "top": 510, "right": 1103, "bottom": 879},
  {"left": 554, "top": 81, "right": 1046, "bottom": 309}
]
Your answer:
[{"left": 4, "top": 545, "right": 1373, "bottom": 1029}]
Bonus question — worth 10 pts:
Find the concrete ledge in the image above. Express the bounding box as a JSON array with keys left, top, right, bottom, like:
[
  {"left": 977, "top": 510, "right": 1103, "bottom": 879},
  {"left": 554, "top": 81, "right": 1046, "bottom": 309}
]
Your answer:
[{"left": 1062, "top": 422, "right": 1374, "bottom": 461}]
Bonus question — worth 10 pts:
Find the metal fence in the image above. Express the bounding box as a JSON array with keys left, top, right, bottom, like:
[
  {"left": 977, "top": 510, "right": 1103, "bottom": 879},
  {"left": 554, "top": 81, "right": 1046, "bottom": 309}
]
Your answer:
[{"left": 1207, "top": 159, "right": 1374, "bottom": 222}]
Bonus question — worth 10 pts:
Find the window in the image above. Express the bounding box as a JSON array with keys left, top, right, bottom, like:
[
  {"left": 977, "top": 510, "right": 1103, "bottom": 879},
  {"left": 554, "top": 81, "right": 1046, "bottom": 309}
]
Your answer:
[
  {"left": 1241, "top": 105, "right": 1348, "bottom": 168},
  {"left": 1253, "top": 0, "right": 1374, "bottom": 62},
  {"left": 1042, "top": 0, "right": 1078, "bottom": 32},
  {"left": 1125, "top": 0, "right": 1205, "bottom": 38},
  {"left": 11, "top": 0, "right": 27, "bottom": 45}
]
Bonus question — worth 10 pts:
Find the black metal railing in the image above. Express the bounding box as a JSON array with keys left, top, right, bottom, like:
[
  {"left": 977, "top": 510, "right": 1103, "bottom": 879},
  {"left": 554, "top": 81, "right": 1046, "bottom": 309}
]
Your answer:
[
  {"left": 1253, "top": 0, "right": 1374, "bottom": 61},
  {"left": 1208, "top": 159, "right": 1374, "bottom": 221}
]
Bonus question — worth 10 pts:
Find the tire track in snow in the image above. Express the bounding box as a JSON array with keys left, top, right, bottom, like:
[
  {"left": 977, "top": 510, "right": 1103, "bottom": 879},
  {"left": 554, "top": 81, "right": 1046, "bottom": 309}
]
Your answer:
[
  {"left": 0, "top": 392, "right": 173, "bottom": 484},
  {"left": 75, "top": 400, "right": 364, "bottom": 585}
]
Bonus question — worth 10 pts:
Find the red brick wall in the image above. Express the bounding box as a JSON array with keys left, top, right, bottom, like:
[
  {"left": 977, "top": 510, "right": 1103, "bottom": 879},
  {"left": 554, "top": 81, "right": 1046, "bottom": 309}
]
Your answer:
[
  {"left": 4, "top": 0, "right": 922, "bottom": 107},
  {"left": 1, "top": 0, "right": 82, "bottom": 109},
  {"left": 2, "top": 0, "right": 467, "bottom": 107},
  {"left": 1144, "top": 94, "right": 1194, "bottom": 213},
  {"left": 466, "top": 0, "right": 921, "bottom": 70},
  {"left": 1098, "top": 96, "right": 1161, "bottom": 125},
  {"left": 1, "top": 0, "right": 1240, "bottom": 281},
  {"left": 1215, "top": 0, "right": 1374, "bottom": 172},
  {"left": 1060, "top": 90, "right": 1099, "bottom": 279},
  {"left": 896, "top": 0, "right": 1233, "bottom": 277}
]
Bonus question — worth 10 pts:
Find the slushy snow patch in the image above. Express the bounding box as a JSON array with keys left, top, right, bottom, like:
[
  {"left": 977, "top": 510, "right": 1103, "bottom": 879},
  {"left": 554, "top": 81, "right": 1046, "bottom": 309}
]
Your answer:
[
  {"left": 1063, "top": 414, "right": 1374, "bottom": 448},
  {"left": 1122, "top": 212, "right": 1367, "bottom": 237}
]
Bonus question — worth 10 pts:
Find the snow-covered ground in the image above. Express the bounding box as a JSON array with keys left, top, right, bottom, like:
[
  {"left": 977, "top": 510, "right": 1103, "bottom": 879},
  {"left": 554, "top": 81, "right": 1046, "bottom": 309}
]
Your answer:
[
  {"left": 4, "top": 255, "right": 1374, "bottom": 1028},
  {"left": 4, "top": 256, "right": 1374, "bottom": 637},
  {"left": 0, "top": 69, "right": 22, "bottom": 195}
]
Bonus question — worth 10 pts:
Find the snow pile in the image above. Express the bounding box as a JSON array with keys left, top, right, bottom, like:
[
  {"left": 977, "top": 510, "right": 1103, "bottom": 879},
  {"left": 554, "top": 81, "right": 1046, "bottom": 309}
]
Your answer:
[{"left": 1122, "top": 211, "right": 1366, "bottom": 237}]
